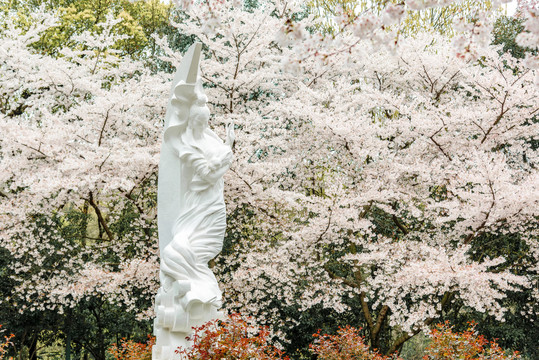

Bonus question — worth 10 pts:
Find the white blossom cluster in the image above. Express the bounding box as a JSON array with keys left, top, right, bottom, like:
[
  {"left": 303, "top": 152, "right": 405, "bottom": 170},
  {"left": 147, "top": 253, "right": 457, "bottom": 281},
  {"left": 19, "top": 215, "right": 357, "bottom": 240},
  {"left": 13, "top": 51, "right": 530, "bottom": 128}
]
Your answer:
[
  {"left": 1, "top": 0, "right": 537, "bottom": 350},
  {"left": 0, "top": 11, "right": 162, "bottom": 315},
  {"left": 158, "top": 1, "right": 539, "bottom": 346}
]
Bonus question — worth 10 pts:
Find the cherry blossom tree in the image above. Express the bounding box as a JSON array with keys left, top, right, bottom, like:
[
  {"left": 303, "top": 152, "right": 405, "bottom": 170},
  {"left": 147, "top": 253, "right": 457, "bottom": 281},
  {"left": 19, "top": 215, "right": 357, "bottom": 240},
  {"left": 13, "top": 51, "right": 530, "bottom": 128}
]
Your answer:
[
  {"left": 163, "top": 0, "right": 538, "bottom": 355},
  {"left": 0, "top": 9, "right": 163, "bottom": 309},
  {"left": 0, "top": 10, "right": 164, "bottom": 358},
  {"left": 1, "top": 0, "right": 537, "bottom": 357}
]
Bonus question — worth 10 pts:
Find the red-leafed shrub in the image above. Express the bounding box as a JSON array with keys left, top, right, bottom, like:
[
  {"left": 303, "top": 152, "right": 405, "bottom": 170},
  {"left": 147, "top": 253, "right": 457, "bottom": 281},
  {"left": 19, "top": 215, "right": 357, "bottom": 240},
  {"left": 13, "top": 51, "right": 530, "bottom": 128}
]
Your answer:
[
  {"left": 178, "top": 313, "right": 288, "bottom": 360},
  {"left": 105, "top": 319, "right": 522, "bottom": 360},
  {"left": 108, "top": 335, "right": 155, "bottom": 360},
  {"left": 309, "top": 326, "right": 402, "bottom": 360},
  {"left": 423, "top": 321, "right": 520, "bottom": 360},
  {"left": 0, "top": 325, "right": 14, "bottom": 360}
]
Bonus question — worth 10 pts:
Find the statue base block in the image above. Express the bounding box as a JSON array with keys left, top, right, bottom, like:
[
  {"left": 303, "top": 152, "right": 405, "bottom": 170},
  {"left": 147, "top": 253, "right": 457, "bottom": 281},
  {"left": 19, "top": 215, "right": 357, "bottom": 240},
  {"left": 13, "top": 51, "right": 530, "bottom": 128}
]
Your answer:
[{"left": 152, "top": 281, "right": 224, "bottom": 360}]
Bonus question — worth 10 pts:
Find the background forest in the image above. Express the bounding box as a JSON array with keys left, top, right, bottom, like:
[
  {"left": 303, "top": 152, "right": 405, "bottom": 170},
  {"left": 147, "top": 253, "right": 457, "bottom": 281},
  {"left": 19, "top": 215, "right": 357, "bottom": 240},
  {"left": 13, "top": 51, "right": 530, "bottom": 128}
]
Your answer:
[{"left": 0, "top": 0, "right": 538, "bottom": 359}]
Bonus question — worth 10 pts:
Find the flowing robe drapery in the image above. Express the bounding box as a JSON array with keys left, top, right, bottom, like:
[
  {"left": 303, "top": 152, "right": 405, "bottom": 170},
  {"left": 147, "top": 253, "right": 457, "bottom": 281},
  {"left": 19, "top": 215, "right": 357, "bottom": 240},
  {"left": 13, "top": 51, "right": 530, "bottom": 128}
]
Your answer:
[{"left": 158, "top": 80, "right": 228, "bottom": 308}]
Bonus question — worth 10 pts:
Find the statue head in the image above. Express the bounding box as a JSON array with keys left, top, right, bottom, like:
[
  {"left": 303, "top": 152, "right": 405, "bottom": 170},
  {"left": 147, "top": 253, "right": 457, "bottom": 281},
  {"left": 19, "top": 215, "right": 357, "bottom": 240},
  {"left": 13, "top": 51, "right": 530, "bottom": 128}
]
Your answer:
[{"left": 188, "top": 95, "right": 210, "bottom": 131}]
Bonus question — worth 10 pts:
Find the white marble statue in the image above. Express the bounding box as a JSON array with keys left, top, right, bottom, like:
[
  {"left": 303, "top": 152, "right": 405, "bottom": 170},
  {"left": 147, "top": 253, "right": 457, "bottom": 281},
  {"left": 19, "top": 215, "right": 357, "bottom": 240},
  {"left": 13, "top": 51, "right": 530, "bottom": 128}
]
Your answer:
[{"left": 153, "top": 43, "right": 234, "bottom": 360}]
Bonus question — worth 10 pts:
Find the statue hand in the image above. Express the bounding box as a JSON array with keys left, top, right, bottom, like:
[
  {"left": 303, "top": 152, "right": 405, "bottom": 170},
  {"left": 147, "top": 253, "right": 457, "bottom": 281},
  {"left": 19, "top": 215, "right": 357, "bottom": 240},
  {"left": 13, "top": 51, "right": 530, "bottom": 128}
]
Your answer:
[
  {"left": 207, "top": 152, "right": 231, "bottom": 172},
  {"left": 221, "top": 151, "right": 233, "bottom": 166},
  {"left": 208, "top": 157, "right": 221, "bottom": 171},
  {"left": 226, "top": 121, "right": 235, "bottom": 147}
]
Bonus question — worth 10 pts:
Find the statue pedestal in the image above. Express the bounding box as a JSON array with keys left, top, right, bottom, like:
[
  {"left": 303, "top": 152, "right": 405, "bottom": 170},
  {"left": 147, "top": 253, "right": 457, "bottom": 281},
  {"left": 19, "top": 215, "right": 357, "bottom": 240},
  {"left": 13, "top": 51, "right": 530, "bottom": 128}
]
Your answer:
[
  {"left": 152, "top": 280, "right": 224, "bottom": 360},
  {"left": 152, "top": 330, "right": 189, "bottom": 360}
]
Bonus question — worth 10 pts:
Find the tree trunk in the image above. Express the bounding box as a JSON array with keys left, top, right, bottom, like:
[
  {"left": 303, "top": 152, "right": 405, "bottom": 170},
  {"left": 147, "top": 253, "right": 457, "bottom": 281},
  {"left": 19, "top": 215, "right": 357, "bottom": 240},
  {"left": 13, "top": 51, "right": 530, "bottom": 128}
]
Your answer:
[{"left": 29, "top": 334, "right": 38, "bottom": 360}]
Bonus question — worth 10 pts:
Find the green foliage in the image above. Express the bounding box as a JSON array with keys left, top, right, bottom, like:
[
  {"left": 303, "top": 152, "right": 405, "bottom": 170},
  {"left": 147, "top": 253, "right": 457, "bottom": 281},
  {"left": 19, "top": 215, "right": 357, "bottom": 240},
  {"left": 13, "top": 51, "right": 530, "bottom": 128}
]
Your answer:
[
  {"left": 402, "top": 0, "right": 494, "bottom": 37},
  {"left": 492, "top": 16, "right": 530, "bottom": 58},
  {"left": 305, "top": 0, "right": 494, "bottom": 36},
  {"left": 2, "top": 0, "right": 173, "bottom": 59},
  {"left": 399, "top": 332, "right": 431, "bottom": 360},
  {"left": 65, "top": 298, "right": 152, "bottom": 360},
  {"left": 280, "top": 301, "right": 373, "bottom": 359}
]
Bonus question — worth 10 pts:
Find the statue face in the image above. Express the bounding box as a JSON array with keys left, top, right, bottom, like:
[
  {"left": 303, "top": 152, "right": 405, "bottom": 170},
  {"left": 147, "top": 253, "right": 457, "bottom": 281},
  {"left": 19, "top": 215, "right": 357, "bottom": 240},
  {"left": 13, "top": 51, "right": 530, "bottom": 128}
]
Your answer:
[{"left": 190, "top": 104, "right": 210, "bottom": 130}]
